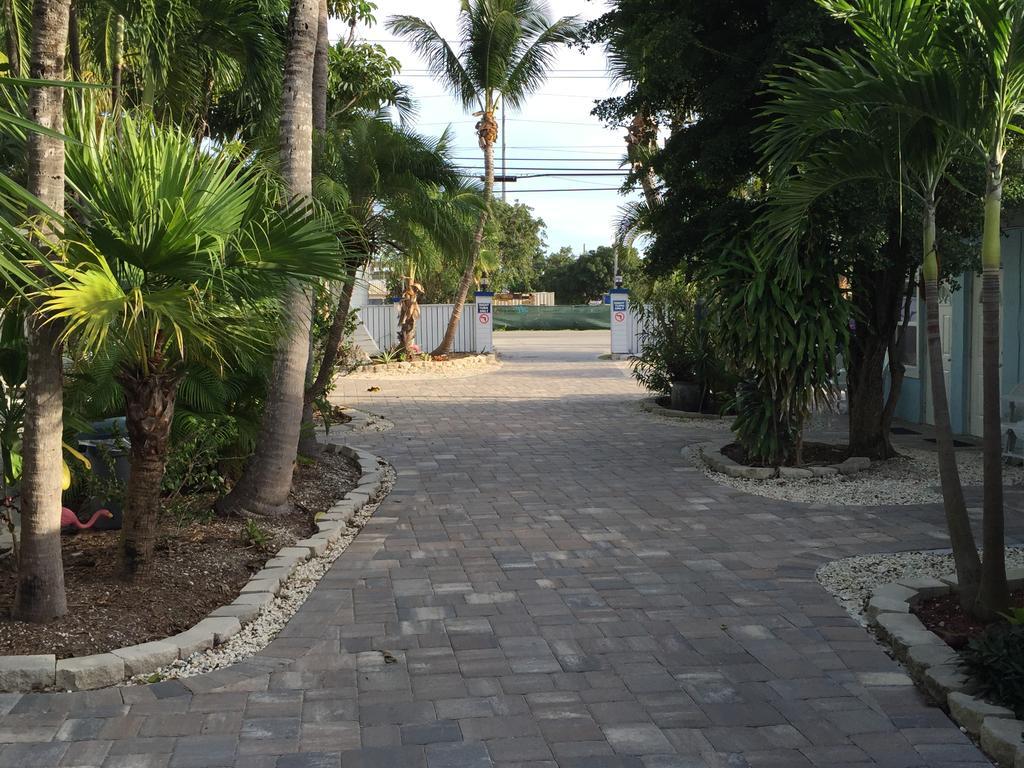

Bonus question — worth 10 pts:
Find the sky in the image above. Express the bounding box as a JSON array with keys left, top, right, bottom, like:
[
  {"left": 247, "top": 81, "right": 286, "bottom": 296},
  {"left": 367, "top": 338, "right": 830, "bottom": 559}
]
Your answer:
[{"left": 330, "top": 0, "right": 634, "bottom": 255}]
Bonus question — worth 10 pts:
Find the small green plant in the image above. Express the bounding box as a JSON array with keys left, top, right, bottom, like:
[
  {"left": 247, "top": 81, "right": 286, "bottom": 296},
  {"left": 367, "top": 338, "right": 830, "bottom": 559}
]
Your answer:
[
  {"left": 1001, "top": 607, "right": 1024, "bottom": 625},
  {"left": 960, "top": 623, "right": 1024, "bottom": 716},
  {"left": 241, "top": 517, "right": 270, "bottom": 552}
]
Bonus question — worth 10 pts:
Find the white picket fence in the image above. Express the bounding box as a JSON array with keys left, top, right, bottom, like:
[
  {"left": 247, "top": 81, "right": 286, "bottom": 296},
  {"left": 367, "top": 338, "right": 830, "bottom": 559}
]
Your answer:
[
  {"left": 625, "top": 304, "right": 649, "bottom": 356},
  {"left": 359, "top": 303, "right": 479, "bottom": 354}
]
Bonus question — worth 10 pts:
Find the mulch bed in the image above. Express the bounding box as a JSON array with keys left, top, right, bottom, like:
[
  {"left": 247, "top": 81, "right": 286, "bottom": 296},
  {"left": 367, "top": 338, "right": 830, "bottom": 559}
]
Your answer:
[
  {"left": 0, "top": 451, "right": 360, "bottom": 659},
  {"left": 722, "top": 441, "right": 851, "bottom": 468},
  {"left": 913, "top": 589, "right": 1024, "bottom": 650}
]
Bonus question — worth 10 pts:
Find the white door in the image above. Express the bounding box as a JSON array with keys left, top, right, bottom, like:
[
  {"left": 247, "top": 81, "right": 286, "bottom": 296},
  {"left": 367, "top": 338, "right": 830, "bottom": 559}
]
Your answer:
[{"left": 925, "top": 287, "right": 955, "bottom": 426}]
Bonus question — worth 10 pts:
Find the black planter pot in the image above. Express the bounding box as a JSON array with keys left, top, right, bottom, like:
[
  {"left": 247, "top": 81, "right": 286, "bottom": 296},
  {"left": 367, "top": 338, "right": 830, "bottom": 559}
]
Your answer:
[{"left": 670, "top": 381, "right": 702, "bottom": 412}]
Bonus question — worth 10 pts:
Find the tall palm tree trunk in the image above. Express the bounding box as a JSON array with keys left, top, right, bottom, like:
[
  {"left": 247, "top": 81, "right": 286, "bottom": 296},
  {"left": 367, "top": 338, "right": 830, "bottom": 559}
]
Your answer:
[
  {"left": 307, "top": 271, "right": 358, "bottom": 407},
  {"left": 923, "top": 201, "right": 982, "bottom": 609},
  {"left": 627, "top": 111, "right": 660, "bottom": 209},
  {"left": 977, "top": 164, "right": 1009, "bottom": 617},
  {"left": 119, "top": 370, "right": 179, "bottom": 577},
  {"left": 433, "top": 121, "right": 494, "bottom": 357},
  {"left": 14, "top": 0, "right": 71, "bottom": 623},
  {"left": 218, "top": 0, "right": 318, "bottom": 517},
  {"left": 298, "top": 0, "right": 331, "bottom": 458},
  {"left": 110, "top": 14, "right": 124, "bottom": 114}
]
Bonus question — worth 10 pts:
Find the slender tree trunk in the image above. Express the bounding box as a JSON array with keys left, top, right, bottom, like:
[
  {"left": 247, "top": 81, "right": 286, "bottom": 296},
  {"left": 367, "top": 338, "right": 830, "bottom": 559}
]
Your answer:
[
  {"left": 626, "top": 111, "right": 660, "bottom": 209},
  {"left": 68, "top": 2, "right": 80, "bottom": 83},
  {"left": 433, "top": 126, "right": 495, "bottom": 356},
  {"left": 118, "top": 370, "right": 179, "bottom": 577},
  {"left": 194, "top": 64, "right": 214, "bottom": 146},
  {"left": 977, "top": 164, "right": 1009, "bottom": 618},
  {"left": 923, "top": 201, "right": 982, "bottom": 609},
  {"left": 218, "top": 0, "right": 318, "bottom": 517},
  {"left": 13, "top": 0, "right": 71, "bottom": 624},
  {"left": 398, "top": 273, "right": 420, "bottom": 357},
  {"left": 297, "top": 0, "right": 331, "bottom": 458},
  {"left": 313, "top": 0, "right": 328, "bottom": 133},
  {"left": 3, "top": 0, "right": 20, "bottom": 78},
  {"left": 306, "top": 271, "right": 358, "bottom": 405},
  {"left": 110, "top": 14, "right": 124, "bottom": 115},
  {"left": 881, "top": 277, "right": 916, "bottom": 439}
]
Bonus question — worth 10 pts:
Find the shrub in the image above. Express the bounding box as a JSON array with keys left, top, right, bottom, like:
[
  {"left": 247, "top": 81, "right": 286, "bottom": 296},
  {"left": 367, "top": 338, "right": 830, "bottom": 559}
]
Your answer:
[
  {"left": 629, "top": 272, "right": 734, "bottom": 409},
  {"left": 703, "top": 243, "right": 848, "bottom": 466},
  {"left": 960, "top": 623, "right": 1024, "bottom": 716}
]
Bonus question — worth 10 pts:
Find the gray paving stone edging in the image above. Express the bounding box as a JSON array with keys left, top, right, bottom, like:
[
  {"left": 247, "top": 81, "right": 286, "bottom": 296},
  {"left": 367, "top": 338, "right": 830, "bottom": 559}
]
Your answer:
[
  {"left": 638, "top": 397, "right": 732, "bottom": 422},
  {"left": 699, "top": 439, "right": 873, "bottom": 480},
  {"left": 868, "top": 572, "right": 1024, "bottom": 767},
  {"left": 0, "top": 443, "right": 387, "bottom": 694}
]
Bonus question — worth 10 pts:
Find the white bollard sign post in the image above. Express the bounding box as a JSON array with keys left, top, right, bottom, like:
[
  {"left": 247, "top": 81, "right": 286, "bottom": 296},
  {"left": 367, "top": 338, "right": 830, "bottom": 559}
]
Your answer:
[
  {"left": 609, "top": 288, "right": 630, "bottom": 356},
  {"left": 475, "top": 291, "right": 494, "bottom": 353}
]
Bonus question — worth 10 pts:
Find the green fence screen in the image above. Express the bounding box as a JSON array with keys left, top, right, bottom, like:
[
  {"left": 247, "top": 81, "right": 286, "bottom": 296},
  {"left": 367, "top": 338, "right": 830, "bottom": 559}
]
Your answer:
[{"left": 493, "top": 305, "right": 610, "bottom": 331}]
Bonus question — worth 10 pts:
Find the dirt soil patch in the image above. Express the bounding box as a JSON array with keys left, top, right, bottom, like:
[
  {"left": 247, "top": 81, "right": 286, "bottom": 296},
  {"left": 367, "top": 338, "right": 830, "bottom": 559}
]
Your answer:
[
  {"left": 913, "top": 589, "right": 1024, "bottom": 650},
  {"left": 722, "top": 441, "right": 850, "bottom": 468},
  {"left": 0, "top": 451, "right": 359, "bottom": 659}
]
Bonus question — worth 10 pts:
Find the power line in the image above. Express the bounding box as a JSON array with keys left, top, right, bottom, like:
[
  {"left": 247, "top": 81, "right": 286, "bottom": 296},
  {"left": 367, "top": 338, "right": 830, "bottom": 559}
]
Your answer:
[
  {"left": 500, "top": 187, "right": 624, "bottom": 193},
  {"left": 457, "top": 172, "right": 628, "bottom": 178}
]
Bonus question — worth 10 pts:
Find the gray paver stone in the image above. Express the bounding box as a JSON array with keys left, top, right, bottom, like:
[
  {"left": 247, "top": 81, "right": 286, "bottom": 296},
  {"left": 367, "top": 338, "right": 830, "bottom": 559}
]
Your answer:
[
  {"left": 949, "top": 691, "right": 1015, "bottom": 734},
  {"left": 0, "top": 654, "right": 55, "bottom": 691},
  {"left": 1007, "top": 568, "right": 1024, "bottom": 589},
  {"left": 981, "top": 715, "right": 1024, "bottom": 767},
  {"left": 903, "top": 643, "right": 956, "bottom": 678},
  {"left": 865, "top": 597, "right": 910, "bottom": 620},
  {"left": 836, "top": 456, "right": 871, "bottom": 474},
  {"left": 896, "top": 576, "right": 951, "bottom": 598},
  {"left": 112, "top": 641, "right": 180, "bottom": 677},
  {"left": 294, "top": 534, "right": 332, "bottom": 557},
  {"left": 778, "top": 467, "right": 813, "bottom": 479},
  {"left": 810, "top": 465, "right": 839, "bottom": 477},
  {"left": 55, "top": 653, "right": 124, "bottom": 691},
  {"left": 242, "top": 579, "right": 282, "bottom": 596},
  {"left": 874, "top": 612, "right": 944, "bottom": 654},
  {"left": 871, "top": 583, "right": 918, "bottom": 603},
  {"left": 922, "top": 663, "right": 970, "bottom": 702}
]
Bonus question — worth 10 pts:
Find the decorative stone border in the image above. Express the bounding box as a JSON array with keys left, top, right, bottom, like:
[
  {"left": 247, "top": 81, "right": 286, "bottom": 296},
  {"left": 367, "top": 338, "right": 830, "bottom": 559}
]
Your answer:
[
  {"left": 639, "top": 397, "right": 731, "bottom": 422},
  {"left": 867, "top": 572, "right": 1024, "bottom": 767},
  {"left": 349, "top": 352, "right": 500, "bottom": 376},
  {"left": 332, "top": 406, "right": 394, "bottom": 433},
  {"left": 0, "top": 444, "right": 387, "bottom": 693},
  {"left": 699, "top": 439, "right": 873, "bottom": 480}
]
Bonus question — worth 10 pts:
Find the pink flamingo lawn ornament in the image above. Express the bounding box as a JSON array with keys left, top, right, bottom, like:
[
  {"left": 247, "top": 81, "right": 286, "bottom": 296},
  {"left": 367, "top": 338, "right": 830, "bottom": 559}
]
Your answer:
[{"left": 60, "top": 506, "right": 113, "bottom": 531}]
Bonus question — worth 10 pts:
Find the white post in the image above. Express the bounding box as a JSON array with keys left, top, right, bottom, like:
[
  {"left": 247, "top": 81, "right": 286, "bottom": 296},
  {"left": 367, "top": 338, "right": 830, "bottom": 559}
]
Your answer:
[
  {"left": 610, "top": 288, "right": 630, "bottom": 357},
  {"left": 475, "top": 291, "right": 494, "bottom": 353}
]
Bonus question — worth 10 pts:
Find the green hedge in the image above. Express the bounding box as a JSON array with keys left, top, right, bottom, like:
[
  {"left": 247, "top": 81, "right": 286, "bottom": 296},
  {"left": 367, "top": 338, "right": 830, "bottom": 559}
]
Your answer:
[{"left": 493, "top": 305, "right": 610, "bottom": 331}]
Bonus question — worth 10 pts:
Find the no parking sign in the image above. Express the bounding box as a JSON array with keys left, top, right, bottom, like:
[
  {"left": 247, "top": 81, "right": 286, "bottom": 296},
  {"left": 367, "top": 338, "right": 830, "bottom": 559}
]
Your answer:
[
  {"left": 610, "top": 289, "right": 631, "bottom": 355},
  {"left": 475, "top": 292, "right": 493, "bottom": 353}
]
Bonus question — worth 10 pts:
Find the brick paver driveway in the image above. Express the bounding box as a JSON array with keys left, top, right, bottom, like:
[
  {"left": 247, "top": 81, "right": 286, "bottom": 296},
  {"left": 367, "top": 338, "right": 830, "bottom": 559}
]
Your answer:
[{"left": 0, "top": 330, "right": 1011, "bottom": 767}]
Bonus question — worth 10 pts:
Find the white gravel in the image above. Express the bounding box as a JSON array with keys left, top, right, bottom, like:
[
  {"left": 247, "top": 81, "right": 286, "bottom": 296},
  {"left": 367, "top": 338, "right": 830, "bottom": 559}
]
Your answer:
[
  {"left": 818, "top": 547, "right": 1024, "bottom": 622},
  {"left": 132, "top": 461, "right": 395, "bottom": 683},
  {"left": 700, "top": 447, "right": 1024, "bottom": 506}
]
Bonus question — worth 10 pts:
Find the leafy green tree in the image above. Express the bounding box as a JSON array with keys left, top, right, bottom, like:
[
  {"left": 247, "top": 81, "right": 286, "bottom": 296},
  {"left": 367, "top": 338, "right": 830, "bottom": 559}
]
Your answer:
[
  {"left": 387, "top": 0, "right": 581, "bottom": 355},
  {"left": 536, "top": 245, "right": 640, "bottom": 305},
  {"left": 485, "top": 199, "right": 546, "bottom": 293},
  {"left": 51, "top": 114, "right": 340, "bottom": 574}
]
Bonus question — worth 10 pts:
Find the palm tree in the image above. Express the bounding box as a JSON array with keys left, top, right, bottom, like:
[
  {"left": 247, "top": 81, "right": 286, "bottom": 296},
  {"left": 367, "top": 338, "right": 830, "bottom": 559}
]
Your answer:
[
  {"left": 946, "top": 0, "right": 1024, "bottom": 617},
  {"left": 217, "top": 0, "right": 320, "bottom": 518},
  {"left": 758, "top": 0, "right": 986, "bottom": 609},
  {"left": 305, "top": 115, "right": 468, "bottom": 401},
  {"left": 387, "top": 0, "right": 581, "bottom": 356},
  {"left": 49, "top": 113, "right": 339, "bottom": 575},
  {"left": 14, "top": 0, "right": 72, "bottom": 622}
]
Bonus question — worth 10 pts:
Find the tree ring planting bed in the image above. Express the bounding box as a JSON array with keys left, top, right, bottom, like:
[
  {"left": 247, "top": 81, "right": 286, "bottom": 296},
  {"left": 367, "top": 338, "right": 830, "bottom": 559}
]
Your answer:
[
  {"left": 0, "top": 444, "right": 390, "bottom": 692},
  {"left": 699, "top": 439, "right": 872, "bottom": 480},
  {"left": 863, "top": 571, "right": 1024, "bottom": 767},
  {"left": 696, "top": 442, "right": 1024, "bottom": 506},
  {"left": 348, "top": 352, "right": 500, "bottom": 378}
]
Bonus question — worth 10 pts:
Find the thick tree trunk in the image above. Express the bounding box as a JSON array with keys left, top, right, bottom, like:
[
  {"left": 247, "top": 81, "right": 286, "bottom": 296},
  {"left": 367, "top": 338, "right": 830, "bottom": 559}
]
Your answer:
[
  {"left": 847, "top": 253, "right": 909, "bottom": 460},
  {"left": 923, "top": 203, "right": 982, "bottom": 609},
  {"left": 977, "top": 168, "right": 1009, "bottom": 618},
  {"left": 881, "top": 278, "right": 916, "bottom": 440},
  {"left": 13, "top": 0, "right": 71, "bottom": 624},
  {"left": 119, "top": 370, "right": 179, "bottom": 577},
  {"left": 433, "top": 133, "right": 494, "bottom": 356},
  {"left": 398, "top": 281, "right": 420, "bottom": 357},
  {"left": 218, "top": 0, "right": 318, "bottom": 517}
]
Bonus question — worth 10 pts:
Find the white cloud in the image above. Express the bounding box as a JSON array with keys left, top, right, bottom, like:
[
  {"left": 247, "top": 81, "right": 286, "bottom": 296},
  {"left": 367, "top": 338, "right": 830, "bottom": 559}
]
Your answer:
[{"left": 330, "top": 0, "right": 637, "bottom": 253}]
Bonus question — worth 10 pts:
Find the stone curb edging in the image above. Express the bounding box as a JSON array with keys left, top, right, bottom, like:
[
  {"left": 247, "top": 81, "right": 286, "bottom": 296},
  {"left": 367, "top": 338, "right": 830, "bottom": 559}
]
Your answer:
[
  {"left": 699, "top": 439, "right": 874, "bottom": 480},
  {"left": 349, "top": 352, "right": 500, "bottom": 376},
  {"left": 333, "top": 406, "right": 393, "bottom": 433},
  {"left": 867, "top": 572, "right": 1024, "bottom": 767},
  {"left": 0, "top": 444, "right": 387, "bottom": 693},
  {"left": 639, "top": 397, "right": 732, "bottom": 422}
]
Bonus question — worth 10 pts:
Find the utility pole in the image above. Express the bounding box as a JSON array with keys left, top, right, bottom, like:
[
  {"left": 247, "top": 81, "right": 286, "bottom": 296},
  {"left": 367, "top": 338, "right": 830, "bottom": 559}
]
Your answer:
[{"left": 501, "top": 106, "right": 507, "bottom": 202}]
